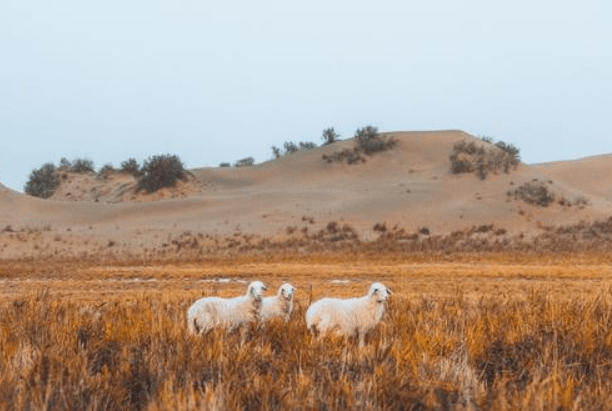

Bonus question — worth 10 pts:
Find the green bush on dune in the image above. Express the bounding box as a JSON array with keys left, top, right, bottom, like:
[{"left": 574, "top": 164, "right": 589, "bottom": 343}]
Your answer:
[
  {"left": 450, "top": 137, "right": 521, "bottom": 180},
  {"left": 24, "top": 163, "right": 60, "bottom": 198},
  {"left": 137, "top": 154, "right": 188, "bottom": 193}
]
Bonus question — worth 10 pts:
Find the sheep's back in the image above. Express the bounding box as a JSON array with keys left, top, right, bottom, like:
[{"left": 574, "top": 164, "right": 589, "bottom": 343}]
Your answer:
[{"left": 306, "top": 298, "right": 356, "bottom": 332}]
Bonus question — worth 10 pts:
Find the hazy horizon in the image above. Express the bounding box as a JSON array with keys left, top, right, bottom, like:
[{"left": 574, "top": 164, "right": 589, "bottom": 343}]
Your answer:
[{"left": 2, "top": 0, "right": 611, "bottom": 192}]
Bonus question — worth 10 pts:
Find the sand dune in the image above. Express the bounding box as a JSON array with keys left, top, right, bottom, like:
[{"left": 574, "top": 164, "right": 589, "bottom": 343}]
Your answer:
[
  {"left": 1, "top": 130, "right": 611, "bottom": 258},
  {"left": 533, "top": 154, "right": 612, "bottom": 201}
]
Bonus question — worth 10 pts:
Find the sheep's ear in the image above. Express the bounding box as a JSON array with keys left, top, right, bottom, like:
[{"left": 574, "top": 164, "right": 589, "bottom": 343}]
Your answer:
[
  {"left": 387, "top": 287, "right": 393, "bottom": 295},
  {"left": 262, "top": 284, "right": 268, "bottom": 291},
  {"left": 249, "top": 286, "right": 255, "bottom": 296}
]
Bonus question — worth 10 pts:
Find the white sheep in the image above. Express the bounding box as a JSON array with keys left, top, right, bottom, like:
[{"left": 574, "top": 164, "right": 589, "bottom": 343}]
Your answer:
[
  {"left": 187, "top": 281, "right": 268, "bottom": 334},
  {"left": 260, "top": 283, "right": 297, "bottom": 322},
  {"left": 305, "top": 282, "right": 392, "bottom": 344}
]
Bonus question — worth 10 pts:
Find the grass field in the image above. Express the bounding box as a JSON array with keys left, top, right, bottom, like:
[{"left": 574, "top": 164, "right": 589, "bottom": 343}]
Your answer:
[{"left": 2, "top": 253, "right": 612, "bottom": 410}]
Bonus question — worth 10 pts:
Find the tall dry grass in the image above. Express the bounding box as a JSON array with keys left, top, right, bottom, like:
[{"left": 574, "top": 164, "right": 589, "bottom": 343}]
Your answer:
[{"left": 2, "top": 284, "right": 612, "bottom": 410}]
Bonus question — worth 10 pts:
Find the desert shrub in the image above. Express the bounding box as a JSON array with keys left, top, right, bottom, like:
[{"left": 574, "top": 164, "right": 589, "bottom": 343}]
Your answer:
[
  {"left": 321, "top": 127, "right": 340, "bottom": 145},
  {"left": 298, "top": 141, "right": 317, "bottom": 150},
  {"left": 234, "top": 157, "right": 255, "bottom": 167},
  {"left": 219, "top": 162, "right": 231, "bottom": 168},
  {"left": 283, "top": 141, "right": 299, "bottom": 154},
  {"left": 120, "top": 158, "right": 142, "bottom": 177},
  {"left": 24, "top": 163, "right": 60, "bottom": 198},
  {"left": 355, "top": 126, "right": 397, "bottom": 155},
  {"left": 271, "top": 146, "right": 282, "bottom": 159},
  {"left": 323, "top": 125, "right": 396, "bottom": 165},
  {"left": 511, "top": 181, "right": 555, "bottom": 207},
  {"left": 58, "top": 157, "right": 73, "bottom": 171},
  {"left": 57, "top": 157, "right": 95, "bottom": 174},
  {"left": 137, "top": 154, "right": 187, "bottom": 193},
  {"left": 495, "top": 141, "right": 520, "bottom": 161},
  {"left": 450, "top": 138, "right": 520, "bottom": 179},
  {"left": 71, "top": 158, "right": 95, "bottom": 174},
  {"left": 271, "top": 141, "right": 317, "bottom": 160},
  {"left": 98, "top": 163, "right": 116, "bottom": 178},
  {"left": 322, "top": 148, "right": 364, "bottom": 165}
]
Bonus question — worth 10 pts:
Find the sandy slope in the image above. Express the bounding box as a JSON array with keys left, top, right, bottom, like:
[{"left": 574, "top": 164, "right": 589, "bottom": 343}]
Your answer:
[
  {"left": 533, "top": 154, "right": 612, "bottom": 202},
  {"left": 1, "top": 131, "right": 611, "bottom": 258}
]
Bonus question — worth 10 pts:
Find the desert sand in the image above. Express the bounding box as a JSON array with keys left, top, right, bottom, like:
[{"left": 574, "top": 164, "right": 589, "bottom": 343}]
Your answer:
[{"left": 1, "top": 130, "right": 611, "bottom": 259}]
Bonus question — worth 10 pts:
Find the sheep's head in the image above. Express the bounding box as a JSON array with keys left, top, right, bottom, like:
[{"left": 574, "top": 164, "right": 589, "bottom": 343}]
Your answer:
[
  {"left": 368, "top": 282, "right": 392, "bottom": 303},
  {"left": 247, "top": 281, "right": 268, "bottom": 301},
  {"left": 278, "top": 283, "right": 297, "bottom": 300}
]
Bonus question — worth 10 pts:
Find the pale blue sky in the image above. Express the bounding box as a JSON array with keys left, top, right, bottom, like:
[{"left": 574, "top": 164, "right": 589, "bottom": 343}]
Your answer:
[{"left": 1, "top": 0, "right": 611, "bottom": 192}]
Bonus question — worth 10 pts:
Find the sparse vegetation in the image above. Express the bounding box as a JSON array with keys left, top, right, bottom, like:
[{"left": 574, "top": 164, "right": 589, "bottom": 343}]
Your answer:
[
  {"left": 57, "top": 157, "right": 96, "bottom": 174},
  {"left": 510, "top": 181, "right": 555, "bottom": 207},
  {"left": 120, "top": 158, "right": 142, "bottom": 177},
  {"left": 322, "top": 147, "right": 364, "bottom": 165},
  {"left": 234, "top": 157, "right": 255, "bottom": 167},
  {"left": 137, "top": 154, "right": 188, "bottom": 193},
  {"left": 284, "top": 141, "right": 299, "bottom": 154},
  {"left": 24, "top": 163, "right": 60, "bottom": 198},
  {"left": 323, "top": 126, "right": 397, "bottom": 165},
  {"left": 98, "top": 163, "right": 116, "bottom": 178},
  {"left": 298, "top": 141, "right": 317, "bottom": 150},
  {"left": 219, "top": 162, "right": 231, "bottom": 168},
  {"left": 71, "top": 158, "right": 96, "bottom": 174},
  {"left": 271, "top": 146, "right": 282, "bottom": 159},
  {"left": 272, "top": 141, "right": 318, "bottom": 159},
  {"left": 450, "top": 138, "right": 520, "bottom": 180},
  {"left": 321, "top": 127, "right": 340, "bottom": 145},
  {"left": 355, "top": 126, "right": 397, "bottom": 155}
]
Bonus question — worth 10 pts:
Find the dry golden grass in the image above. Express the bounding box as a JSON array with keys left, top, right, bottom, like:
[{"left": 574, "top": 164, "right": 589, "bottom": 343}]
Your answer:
[{"left": 2, "top": 253, "right": 612, "bottom": 410}]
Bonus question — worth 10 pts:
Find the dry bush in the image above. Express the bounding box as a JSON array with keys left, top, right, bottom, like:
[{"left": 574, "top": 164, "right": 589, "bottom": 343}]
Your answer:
[
  {"left": 322, "top": 147, "right": 364, "bottom": 165},
  {"left": 355, "top": 126, "right": 397, "bottom": 155},
  {"left": 98, "top": 163, "right": 116, "bottom": 179},
  {"left": 57, "top": 157, "right": 96, "bottom": 174},
  {"left": 234, "top": 157, "right": 255, "bottom": 168},
  {"left": 3, "top": 285, "right": 612, "bottom": 410},
  {"left": 71, "top": 158, "right": 96, "bottom": 174},
  {"left": 321, "top": 127, "right": 340, "bottom": 145},
  {"left": 24, "top": 163, "right": 60, "bottom": 198},
  {"left": 138, "top": 155, "right": 188, "bottom": 193},
  {"left": 450, "top": 139, "right": 520, "bottom": 180},
  {"left": 510, "top": 181, "right": 555, "bottom": 207},
  {"left": 323, "top": 126, "right": 396, "bottom": 165},
  {"left": 120, "top": 158, "right": 143, "bottom": 177},
  {"left": 272, "top": 141, "right": 318, "bottom": 159}
]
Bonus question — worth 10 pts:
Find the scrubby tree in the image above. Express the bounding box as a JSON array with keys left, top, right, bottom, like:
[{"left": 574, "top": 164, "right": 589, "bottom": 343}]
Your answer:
[
  {"left": 138, "top": 154, "right": 187, "bottom": 193},
  {"left": 98, "top": 163, "right": 115, "bottom": 178},
  {"left": 298, "top": 141, "right": 317, "bottom": 150},
  {"left": 271, "top": 146, "right": 282, "bottom": 159},
  {"left": 71, "top": 158, "right": 95, "bottom": 174},
  {"left": 24, "top": 163, "right": 60, "bottom": 198},
  {"left": 321, "top": 127, "right": 340, "bottom": 145},
  {"left": 494, "top": 141, "right": 521, "bottom": 164},
  {"left": 58, "top": 157, "right": 72, "bottom": 171},
  {"left": 283, "top": 142, "right": 299, "bottom": 154},
  {"left": 450, "top": 138, "right": 521, "bottom": 179},
  {"left": 234, "top": 157, "right": 255, "bottom": 167},
  {"left": 120, "top": 158, "right": 142, "bottom": 177},
  {"left": 355, "top": 126, "right": 396, "bottom": 155},
  {"left": 219, "top": 162, "right": 231, "bottom": 168}
]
